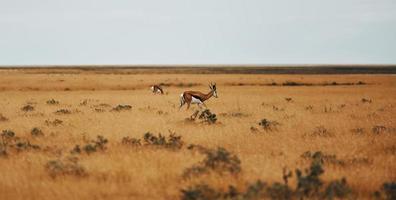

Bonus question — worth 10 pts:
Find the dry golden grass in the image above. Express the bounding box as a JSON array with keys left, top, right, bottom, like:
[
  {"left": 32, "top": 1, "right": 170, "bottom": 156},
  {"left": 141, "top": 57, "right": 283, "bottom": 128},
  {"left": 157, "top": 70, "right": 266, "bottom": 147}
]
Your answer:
[{"left": 0, "top": 69, "right": 395, "bottom": 200}]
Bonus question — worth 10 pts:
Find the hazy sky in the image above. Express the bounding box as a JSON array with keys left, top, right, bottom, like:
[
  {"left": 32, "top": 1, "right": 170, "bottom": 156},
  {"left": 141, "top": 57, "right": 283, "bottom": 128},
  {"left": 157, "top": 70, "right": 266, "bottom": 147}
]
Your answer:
[{"left": 1, "top": 0, "right": 395, "bottom": 65}]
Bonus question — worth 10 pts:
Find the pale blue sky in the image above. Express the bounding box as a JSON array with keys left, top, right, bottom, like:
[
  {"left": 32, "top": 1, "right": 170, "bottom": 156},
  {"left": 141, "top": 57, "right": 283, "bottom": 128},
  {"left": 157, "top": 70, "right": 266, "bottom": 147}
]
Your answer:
[{"left": 0, "top": 0, "right": 395, "bottom": 65}]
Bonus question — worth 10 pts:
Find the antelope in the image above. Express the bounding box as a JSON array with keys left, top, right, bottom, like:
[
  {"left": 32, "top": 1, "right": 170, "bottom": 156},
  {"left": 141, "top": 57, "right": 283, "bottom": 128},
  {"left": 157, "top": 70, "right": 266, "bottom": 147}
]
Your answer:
[
  {"left": 150, "top": 85, "right": 164, "bottom": 95},
  {"left": 179, "top": 82, "right": 218, "bottom": 110}
]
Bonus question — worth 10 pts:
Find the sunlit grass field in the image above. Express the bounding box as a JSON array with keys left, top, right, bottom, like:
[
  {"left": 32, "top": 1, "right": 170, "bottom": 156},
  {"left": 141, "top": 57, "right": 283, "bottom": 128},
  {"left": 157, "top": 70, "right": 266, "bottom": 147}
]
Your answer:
[{"left": 0, "top": 68, "right": 395, "bottom": 199}]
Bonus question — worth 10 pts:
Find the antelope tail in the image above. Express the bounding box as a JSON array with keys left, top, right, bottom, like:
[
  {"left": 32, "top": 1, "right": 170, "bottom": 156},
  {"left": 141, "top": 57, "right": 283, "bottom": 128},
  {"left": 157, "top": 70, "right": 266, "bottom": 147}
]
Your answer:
[{"left": 179, "top": 93, "right": 185, "bottom": 110}]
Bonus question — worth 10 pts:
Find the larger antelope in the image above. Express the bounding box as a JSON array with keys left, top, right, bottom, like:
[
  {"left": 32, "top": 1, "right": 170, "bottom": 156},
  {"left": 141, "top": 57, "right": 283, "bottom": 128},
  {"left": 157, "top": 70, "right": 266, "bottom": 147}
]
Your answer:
[{"left": 179, "top": 83, "right": 218, "bottom": 110}]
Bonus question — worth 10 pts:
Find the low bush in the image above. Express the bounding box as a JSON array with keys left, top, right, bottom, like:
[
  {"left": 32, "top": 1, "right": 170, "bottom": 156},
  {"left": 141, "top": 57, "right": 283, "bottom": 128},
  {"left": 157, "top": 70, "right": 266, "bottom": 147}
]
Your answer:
[
  {"left": 71, "top": 135, "right": 108, "bottom": 154},
  {"left": 311, "top": 126, "right": 334, "bottom": 137},
  {"left": 183, "top": 147, "right": 241, "bottom": 178},
  {"left": 21, "top": 105, "right": 34, "bottom": 112},
  {"left": 198, "top": 109, "right": 217, "bottom": 124},
  {"left": 54, "top": 109, "right": 71, "bottom": 114},
  {"left": 143, "top": 132, "right": 183, "bottom": 149},
  {"left": 45, "top": 156, "right": 87, "bottom": 178},
  {"left": 112, "top": 105, "right": 132, "bottom": 111},
  {"left": 121, "top": 136, "right": 141, "bottom": 146},
  {"left": 45, "top": 119, "right": 63, "bottom": 126},
  {"left": 374, "top": 182, "right": 396, "bottom": 200},
  {"left": 46, "top": 99, "right": 59, "bottom": 105},
  {"left": 31, "top": 127, "right": 44, "bottom": 137},
  {"left": 258, "top": 118, "right": 280, "bottom": 131}
]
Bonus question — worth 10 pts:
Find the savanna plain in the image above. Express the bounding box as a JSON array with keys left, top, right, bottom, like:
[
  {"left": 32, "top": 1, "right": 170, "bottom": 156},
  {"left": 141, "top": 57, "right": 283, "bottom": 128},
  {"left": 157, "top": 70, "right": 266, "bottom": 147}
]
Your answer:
[{"left": 0, "top": 68, "right": 395, "bottom": 200}]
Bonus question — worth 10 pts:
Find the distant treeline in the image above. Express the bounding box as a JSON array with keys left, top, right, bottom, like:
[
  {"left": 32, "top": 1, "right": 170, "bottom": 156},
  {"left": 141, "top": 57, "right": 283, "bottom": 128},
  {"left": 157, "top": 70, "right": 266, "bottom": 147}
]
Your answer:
[{"left": 1, "top": 65, "right": 396, "bottom": 74}]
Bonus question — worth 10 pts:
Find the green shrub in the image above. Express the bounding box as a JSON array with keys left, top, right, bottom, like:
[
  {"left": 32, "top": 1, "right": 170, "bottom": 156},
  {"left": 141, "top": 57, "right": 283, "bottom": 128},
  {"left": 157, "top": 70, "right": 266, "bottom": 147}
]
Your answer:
[
  {"left": 46, "top": 99, "right": 59, "bottom": 105},
  {"left": 45, "top": 119, "right": 63, "bottom": 126},
  {"left": 71, "top": 135, "right": 108, "bottom": 154},
  {"left": 112, "top": 104, "right": 132, "bottom": 111},
  {"left": 198, "top": 109, "right": 217, "bottom": 124},
  {"left": 31, "top": 127, "right": 44, "bottom": 137},
  {"left": 121, "top": 137, "right": 141, "bottom": 146},
  {"left": 183, "top": 147, "right": 241, "bottom": 178},
  {"left": 54, "top": 109, "right": 71, "bottom": 114},
  {"left": 21, "top": 105, "right": 34, "bottom": 112},
  {"left": 45, "top": 157, "right": 87, "bottom": 178},
  {"left": 143, "top": 132, "right": 183, "bottom": 149},
  {"left": 323, "top": 178, "right": 351, "bottom": 200},
  {"left": 374, "top": 182, "right": 396, "bottom": 200},
  {"left": 258, "top": 118, "right": 280, "bottom": 131},
  {"left": 295, "top": 156, "right": 324, "bottom": 198}
]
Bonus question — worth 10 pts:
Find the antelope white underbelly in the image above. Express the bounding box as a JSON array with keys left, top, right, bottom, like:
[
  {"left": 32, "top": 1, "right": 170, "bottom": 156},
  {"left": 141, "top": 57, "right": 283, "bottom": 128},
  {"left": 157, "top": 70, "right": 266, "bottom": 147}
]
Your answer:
[{"left": 191, "top": 96, "right": 203, "bottom": 104}]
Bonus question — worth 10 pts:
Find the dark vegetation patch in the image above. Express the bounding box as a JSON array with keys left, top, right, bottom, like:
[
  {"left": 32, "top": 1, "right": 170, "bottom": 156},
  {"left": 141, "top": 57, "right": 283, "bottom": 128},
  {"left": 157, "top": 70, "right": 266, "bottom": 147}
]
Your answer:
[
  {"left": 198, "top": 109, "right": 217, "bottom": 124},
  {"left": 183, "top": 146, "right": 241, "bottom": 178},
  {"left": 310, "top": 126, "right": 334, "bottom": 137},
  {"left": 372, "top": 125, "right": 395, "bottom": 134},
  {"left": 301, "top": 151, "right": 372, "bottom": 167},
  {"left": 350, "top": 127, "right": 365, "bottom": 135},
  {"left": 374, "top": 182, "right": 396, "bottom": 200},
  {"left": 21, "top": 105, "right": 34, "bottom": 112},
  {"left": 54, "top": 109, "right": 72, "bottom": 114},
  {"left": 112, "top": 104, "right": 132, "bottom": 111},
  {"left": 45, "top": 119, "right": 63, "bottom": 126},
  {"left": 272, "top": 105, "right": 285, "bottom": 111},
  {"left": 31, "top": 127, "right": 44, "bottom": 137},
  {"left": 219, "top": 112, "right": 249, "bottom": 118},
  {"left": 71, "top": 135, "right": 108, "bottom": 154},
  {"left": 45, "top": 156, "right": 87, "bottom": 178},
  {"left": 305, "top": 105, "right": 314, "bottom": 111},
  {"left": 181, "top": 150, "right": 352, "bottom": 200},
  {"left": 284, "top": 97, "right": 293, "bottom": 102},
  {"left": 159, "top": 82, "right": 201, "bottom": 88},
  {"left": 91, "top": 103, "right": 111, "bottom": 112},
  {"left": 46, "top": 99, "right": 59, "bottom": 105},
  {"left": 121, "top": 131, "right": 183, "bottom": 150},
  {"left": 187, "top": 109, "right": 218, "bottom": 124},
  {"left": 361, "top": 98, "right": 372, "bottom": 103},
  {"left": 226, "top": 80, "right": 367, "bottom": 87},
  {"left": 255, "top": 118, "right": 280, "bottom": 132},
  {"left": 1, "top": 130, "right": 40, "bottom": 157}
]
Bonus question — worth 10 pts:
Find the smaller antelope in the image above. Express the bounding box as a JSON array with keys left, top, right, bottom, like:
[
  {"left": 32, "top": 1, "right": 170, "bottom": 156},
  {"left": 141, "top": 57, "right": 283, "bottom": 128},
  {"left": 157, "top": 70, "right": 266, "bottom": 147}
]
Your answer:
[
  {"left": 179, "top": 83, "right": 218, "bottom": 110},
  {"left": 150, "top": 85, "right": 164, "bottom": 95}
]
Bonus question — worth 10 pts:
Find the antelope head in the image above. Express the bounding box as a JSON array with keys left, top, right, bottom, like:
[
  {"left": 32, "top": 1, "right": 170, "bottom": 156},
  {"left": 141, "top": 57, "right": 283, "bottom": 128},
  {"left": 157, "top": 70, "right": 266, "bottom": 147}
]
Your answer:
[{"left": 209, "top": 82, "right": 218, "bottom": 98}]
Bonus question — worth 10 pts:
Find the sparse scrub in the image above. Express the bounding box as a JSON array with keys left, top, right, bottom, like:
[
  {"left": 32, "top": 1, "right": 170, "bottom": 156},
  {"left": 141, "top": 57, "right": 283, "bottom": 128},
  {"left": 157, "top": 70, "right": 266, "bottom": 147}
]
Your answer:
[
  {"left": 46, "top": 99, "right": 59, "bottom": 105},
  {"left": 362, "top": 98, "right": 372, "bottom": 103},
  {"left": 12, "top": 139, "right": 40, "bottom": 151},
  {"left": 374, "top": 182, "right": 396, "bottom": 200},
  {"left": 143, "top": 132, "right": 183, "bottom": 149},
  {"left": 30, "top": 127, "right": 44, "bottom": 137},
  {"left": 284, "top": 97, "right": 293, "bottom": 102},
  {"left": 323, "top": 178, "right": 351, "bottom": 199},
  {"left": 350, "top": 127, "right": 365, "bottom": 134},
  {"left": 311, "top": 126, "right": 334, "bottom": 137},
  {"left": 258, "top": 118, "right": 280, "bottom": 131},
  {"left": 1, "top": 130, "right": 40, "bottom": 154},
  {"left": 71, "top": 135, "right": 108, "bottom": 154},
  {"left": 21, "top": 105, "right": 34, "bottom": 112},
  {"left": 45, "top": 119, "right": 63, "bottom": 126},
  {"left": 121, "top": 136, "right": 141, "bottom": 146},
  {"left": 372, "top": 125, "right": 387, "bottom": 134},
  {"left": 305, "top": 105, "right": 313, "bottom": 110},
  {"left": 54, "top": 109, "right": 71, "bottom": 114},
  {"left": 112, "top": 104, "right": 132, "bottom": 111},
  {"left": 183, "top": 147, "right": 241, "bottom": 178},
  {"left": 45, "top": 156, "right": 87, "bottom": 178},
  {"left": 198, "top": 109, "right": 217, "bottom": 124}
]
